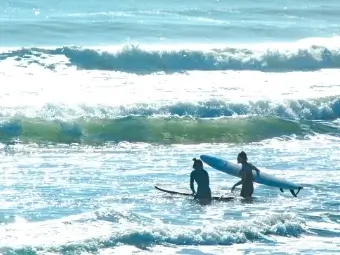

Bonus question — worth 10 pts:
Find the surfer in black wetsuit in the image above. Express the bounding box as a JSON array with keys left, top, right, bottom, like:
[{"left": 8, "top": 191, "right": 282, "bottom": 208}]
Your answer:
[
  {"left": 231, "top": 151, "right": 260, "bottom": 199},
  {"left": 190, "top": 158, "right": 212, "bottom": 204}
]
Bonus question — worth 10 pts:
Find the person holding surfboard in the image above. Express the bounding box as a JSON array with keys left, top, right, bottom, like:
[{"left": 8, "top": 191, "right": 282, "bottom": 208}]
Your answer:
[
  {"left": 190, "top": 158, "right": 212, "bottom": 203},
  {"left": 231, "top": 151, "right": 260, "bottom": 199}
]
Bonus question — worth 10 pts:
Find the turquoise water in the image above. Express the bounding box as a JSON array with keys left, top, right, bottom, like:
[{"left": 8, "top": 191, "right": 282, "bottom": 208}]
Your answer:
[{"left": 0, "top": 0, "right": 340, "bottom": 254}]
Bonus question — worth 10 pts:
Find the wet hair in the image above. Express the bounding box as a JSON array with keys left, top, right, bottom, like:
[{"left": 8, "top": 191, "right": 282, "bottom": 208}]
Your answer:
[
  {"left": 192, "top": 158, "right": 203, "bottom": 168},
  {"left": 238, "top": 151, "right": 248, "bottom": 161}
]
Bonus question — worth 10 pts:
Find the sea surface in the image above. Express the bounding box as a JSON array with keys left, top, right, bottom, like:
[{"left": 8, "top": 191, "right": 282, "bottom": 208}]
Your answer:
[{"left": 0, "top": 0, "right": 340, "bottom": 254}]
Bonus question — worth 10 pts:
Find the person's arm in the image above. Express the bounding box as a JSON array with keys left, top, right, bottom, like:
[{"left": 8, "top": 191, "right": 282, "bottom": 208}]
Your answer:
[
  {"left": 232, "top": 168, "right": 245, "bottom": 192},
  {"left": 205, "top": 170, "right": 210, "bottom": 186},
  {"left": 231, "top": 180, "right": 243, "bottom": 192},
  {"left": 252, "top": 165, "right": 260, "bottom": 175},
  {"left": 190, "top": 172, "right": 195, "bottom": 194}
]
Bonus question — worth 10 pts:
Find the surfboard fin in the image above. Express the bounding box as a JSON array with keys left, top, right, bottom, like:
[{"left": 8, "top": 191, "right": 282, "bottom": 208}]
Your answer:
[
  {"left": 280, "top": 188, "right": 284, "bottom": 193},
  {"left": 289, "top": 187, "right": 303, "bottom": 197}
]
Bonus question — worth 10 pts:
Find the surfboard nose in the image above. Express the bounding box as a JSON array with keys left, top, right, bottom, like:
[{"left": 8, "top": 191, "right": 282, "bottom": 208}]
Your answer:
[{"left": 200, "top": 155, "right": 226, "bottom": 170}]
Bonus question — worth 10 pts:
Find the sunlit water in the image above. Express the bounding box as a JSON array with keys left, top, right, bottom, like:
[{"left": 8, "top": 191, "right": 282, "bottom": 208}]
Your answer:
[{"left": 0, "top": 0, "right": 340, "bottom": 254}]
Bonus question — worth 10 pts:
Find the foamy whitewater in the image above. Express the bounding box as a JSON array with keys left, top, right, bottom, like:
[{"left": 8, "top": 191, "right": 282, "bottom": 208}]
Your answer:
[{"left": 0, "top": 0, "right": 340, "bottom": 254}]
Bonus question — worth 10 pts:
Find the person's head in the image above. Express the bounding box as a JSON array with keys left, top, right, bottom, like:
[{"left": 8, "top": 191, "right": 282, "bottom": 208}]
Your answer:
[
  {"left": 237, "top": 151, "right": 248, "bottom": 163},
  {"left": 192, "top": 158, "right": 203, "bottom": 170}
]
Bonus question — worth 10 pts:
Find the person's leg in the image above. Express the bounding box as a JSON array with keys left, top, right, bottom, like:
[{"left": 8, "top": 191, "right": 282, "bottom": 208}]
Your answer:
[
  {"left": 196, "top": 188, "right": 212, "bottom": 205},
  {"left": 241, "top": 184, "right": 253, "bottom": 198}
]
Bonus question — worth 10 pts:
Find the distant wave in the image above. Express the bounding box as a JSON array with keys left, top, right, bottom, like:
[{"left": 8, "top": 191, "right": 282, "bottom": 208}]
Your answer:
[
  {"left": 1, "top": 43, "right": 340, "bottom": 73},
  {"left": 0, "top": 116, "right": 338, "bottom": 145},
  {"left": 1, "top": 97, "right": 339, "bottom": 121}
]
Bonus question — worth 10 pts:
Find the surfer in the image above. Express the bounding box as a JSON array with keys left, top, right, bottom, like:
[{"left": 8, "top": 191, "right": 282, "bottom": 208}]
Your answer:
[
  {"left": 231, "top": 151, "right": 260, "bottom": 199},
  {"left": 190, "top": 158, "right": 212, "bottom": 203}
]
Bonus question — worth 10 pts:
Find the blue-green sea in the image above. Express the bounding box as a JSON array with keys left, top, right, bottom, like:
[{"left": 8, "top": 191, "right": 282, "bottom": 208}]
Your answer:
[{"left": 0, "top": 0, "right": 340, "bottom": 254}]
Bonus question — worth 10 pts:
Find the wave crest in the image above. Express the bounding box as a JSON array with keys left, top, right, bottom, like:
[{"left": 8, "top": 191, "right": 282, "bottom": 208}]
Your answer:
[
  {"left": 1, "top": 97, "right": 339, "bottom": 121},
  {"left": 1, "top": 41, "right": 340, "bottom": 73}
]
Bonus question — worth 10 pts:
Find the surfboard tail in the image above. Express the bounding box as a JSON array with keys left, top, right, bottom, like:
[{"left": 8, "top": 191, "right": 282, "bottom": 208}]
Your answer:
[
  {"left": 280, "top": 187, "right": 303, "bottom": 197},
  {"left": 289, "top": 187, "right": 303, "bottom": 197}
]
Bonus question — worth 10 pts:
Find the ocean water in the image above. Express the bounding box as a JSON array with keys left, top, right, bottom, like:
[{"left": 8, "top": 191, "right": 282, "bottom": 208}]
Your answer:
[{"left": 0, "top": 0, "right": 340, "bottom": 254}]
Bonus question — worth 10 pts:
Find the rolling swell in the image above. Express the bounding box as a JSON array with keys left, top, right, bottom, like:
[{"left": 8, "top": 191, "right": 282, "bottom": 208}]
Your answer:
[
  {"left": 0, "top": 116, "right": 338, "bottom": 145},
  {"left": 1, "top": 42, "right": 340, "bottom": 73},
  {"left": 1, "top": 97, "right": 339, "bottom": 121},
  {"left": 0, "top": 211, "right": 304, "bottom": 254},
  {"left": 131, "top": 99, "right": 340, "bottom": 121}
]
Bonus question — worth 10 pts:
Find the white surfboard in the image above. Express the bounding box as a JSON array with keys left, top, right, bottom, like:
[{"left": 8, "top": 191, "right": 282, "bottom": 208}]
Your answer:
[{"left": 200, "top": 155, "right": 303, "bottom": 197}]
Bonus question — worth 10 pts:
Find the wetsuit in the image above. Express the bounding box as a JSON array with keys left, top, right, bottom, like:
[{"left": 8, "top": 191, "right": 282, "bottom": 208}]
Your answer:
[
  {"left": 240, "top": 163, "right": 254, "bottom": 198},
  {"left": 190, "top": 169, "right": 212, "bottom": 200}
]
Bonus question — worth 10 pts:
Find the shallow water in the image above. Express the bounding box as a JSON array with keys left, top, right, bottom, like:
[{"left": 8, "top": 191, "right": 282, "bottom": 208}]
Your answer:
[{"left": 0, "top": 0, "right": 340, "bottom": 254}]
